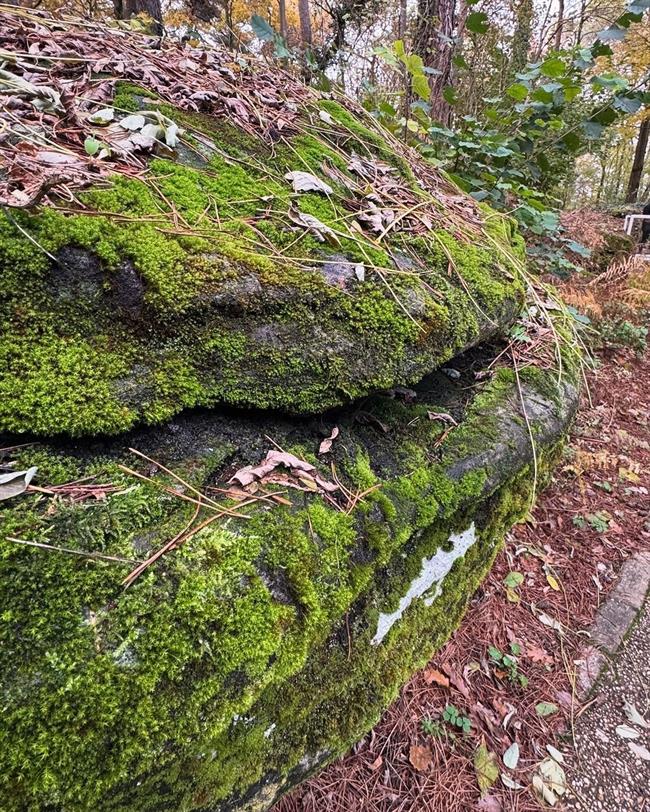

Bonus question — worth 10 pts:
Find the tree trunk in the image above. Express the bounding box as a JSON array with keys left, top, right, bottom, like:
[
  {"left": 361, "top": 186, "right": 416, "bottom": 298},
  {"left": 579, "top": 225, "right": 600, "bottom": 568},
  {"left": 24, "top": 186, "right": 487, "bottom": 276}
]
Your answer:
[
  {"left": 278, "top": 0, "right": 289, "bottom": 40},
  {"left": 413, "top": 0, "right": 458, "bottom": 126},
  {"left": 595, "top": 159, "right": 607, "bottom": 204},
  {"left": 511, "top": 0, "right": 533, "bottom": 77},
  {"left": 553, "top": 0, "right": 564, "bottom": 49},
  {"left": 625, "top": 117, "right": 650, "bottom": 204},
  {"left": 576, "top": 0, "right": 587, "bottom": 45},
  {"left": 398, "top": 0, "right": 407, "bottom": 39},
  {"left": 188, "top": 0, "right": 220, "bottom": 23},
  {"left": 113, "top": 0, "right": 163, "bottom": 33},
  {"left": 298, "top": 0, "right": 313, "bottom": 45}
]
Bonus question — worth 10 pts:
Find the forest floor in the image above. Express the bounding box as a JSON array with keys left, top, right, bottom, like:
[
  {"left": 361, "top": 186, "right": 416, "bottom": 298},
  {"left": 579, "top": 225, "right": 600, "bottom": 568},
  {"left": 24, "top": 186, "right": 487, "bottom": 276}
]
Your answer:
[{"left": 277, "top": 342, "right": 650, "bottom": 811}]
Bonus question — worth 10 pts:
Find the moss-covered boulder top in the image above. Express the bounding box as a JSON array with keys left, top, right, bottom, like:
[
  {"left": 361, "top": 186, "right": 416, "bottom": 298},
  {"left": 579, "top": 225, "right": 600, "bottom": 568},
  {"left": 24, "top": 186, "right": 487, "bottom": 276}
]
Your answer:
[{"left": 0, "top": 10, "right": 525, "bottom": 437}]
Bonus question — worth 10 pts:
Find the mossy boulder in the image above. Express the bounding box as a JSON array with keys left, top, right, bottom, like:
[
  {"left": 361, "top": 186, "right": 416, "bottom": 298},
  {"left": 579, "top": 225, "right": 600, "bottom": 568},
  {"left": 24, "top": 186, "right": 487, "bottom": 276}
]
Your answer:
[
  {"left": 1, "top": 22, "right": 525, "bottom": 437},
  {"left": 0, "top": 349, "right": 578, "bottom": 811}
]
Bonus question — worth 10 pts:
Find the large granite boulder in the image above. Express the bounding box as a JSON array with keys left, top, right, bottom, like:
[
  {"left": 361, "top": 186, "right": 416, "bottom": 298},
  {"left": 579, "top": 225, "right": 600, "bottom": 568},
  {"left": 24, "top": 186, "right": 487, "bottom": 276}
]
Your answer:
[
  {"left": 0, "top": 12, "right": 580, "bottom": 812},
  {"left": 0, "top": 13, "right": 525, "bottom": 437},
  {"left": 0, "top": 351, "right": 578, "bottom": 811}
]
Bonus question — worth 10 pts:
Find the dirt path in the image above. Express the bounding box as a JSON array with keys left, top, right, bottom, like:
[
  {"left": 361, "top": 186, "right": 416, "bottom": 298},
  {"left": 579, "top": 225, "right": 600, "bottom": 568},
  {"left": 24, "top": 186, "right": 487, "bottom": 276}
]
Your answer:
[{"left": 277, "top": 348, "right": 650, "bottom": 812}]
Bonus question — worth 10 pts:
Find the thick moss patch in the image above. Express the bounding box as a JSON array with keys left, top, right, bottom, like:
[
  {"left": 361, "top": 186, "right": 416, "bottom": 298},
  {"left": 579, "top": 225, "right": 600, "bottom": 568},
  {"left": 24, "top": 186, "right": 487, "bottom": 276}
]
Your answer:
[
  {"left": 1, "top": 85, "right": 525, "bottom": 436},
  {"left": 0, "top": 356, "right": 578, "bottom": 811}
]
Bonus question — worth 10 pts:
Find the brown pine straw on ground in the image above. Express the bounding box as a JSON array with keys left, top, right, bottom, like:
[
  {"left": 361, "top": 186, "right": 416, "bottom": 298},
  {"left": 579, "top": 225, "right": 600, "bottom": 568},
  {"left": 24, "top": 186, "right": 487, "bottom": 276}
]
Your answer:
[{"left": 277, "top": 347, "right": 650, "bottom": 812}]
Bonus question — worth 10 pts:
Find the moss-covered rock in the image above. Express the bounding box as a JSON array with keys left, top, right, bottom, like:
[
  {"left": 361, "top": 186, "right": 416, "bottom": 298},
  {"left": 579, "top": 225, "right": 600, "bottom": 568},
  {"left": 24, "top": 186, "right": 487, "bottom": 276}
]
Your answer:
[
  {"left": 0, "top": 348, "right": 578, "bottom": 811},
  {"left": 1, "top": 43, "right": 526, "bottom": 436}
]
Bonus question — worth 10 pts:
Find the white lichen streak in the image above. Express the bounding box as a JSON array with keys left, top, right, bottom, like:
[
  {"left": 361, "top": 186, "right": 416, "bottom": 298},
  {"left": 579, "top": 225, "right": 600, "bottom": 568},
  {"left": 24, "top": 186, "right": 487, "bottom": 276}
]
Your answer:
[{"left": 371, "top": 523, "right": 477, "bottom": 646}]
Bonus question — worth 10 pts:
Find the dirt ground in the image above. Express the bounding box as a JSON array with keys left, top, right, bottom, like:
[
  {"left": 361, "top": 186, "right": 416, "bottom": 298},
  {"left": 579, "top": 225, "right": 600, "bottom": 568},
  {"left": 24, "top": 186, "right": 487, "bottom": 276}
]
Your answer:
[{"left": 276, "top": 346, "right": 650, "bottom": 812}]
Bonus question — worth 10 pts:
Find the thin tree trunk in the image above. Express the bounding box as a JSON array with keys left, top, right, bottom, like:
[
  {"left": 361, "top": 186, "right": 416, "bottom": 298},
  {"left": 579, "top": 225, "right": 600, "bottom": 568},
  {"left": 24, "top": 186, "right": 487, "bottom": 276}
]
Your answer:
[
  {"left": 612, "top": 141, "right": 628, "bottom": 201},
  {"left": 188, "top": 0, "right": 219, "bottom": 23},
  {"left": 298, "top": 0, "right": 313, "bottom": 45},
  {"left": 413, "top": 0, "right": 458, "bottom": 126},
  {"left": 576, "top": 0, "right": 587, "bottom": 45},
  {"left": 511, "top": 0, "right": 533, "bottom": 77},
  {"left": 534, "top": 0, "right": 553, "bottom": 60},
  {"left": 113, "top": 0, "right": 163, "bottom": 32},
  {"left": 553, "top": 0, "right": 564, "bottom": 49},
  {"left": 595, "top": 159, "right": 607, "bottom": 204},
  {"left": 398, "top": 0, "right": 407, "bottom": 40},
  {"left": 625, "top": 117, "right": 650, "bottom": 204},
  {"left": 278, "top": 0, "right": 288, "bottom": 40}
]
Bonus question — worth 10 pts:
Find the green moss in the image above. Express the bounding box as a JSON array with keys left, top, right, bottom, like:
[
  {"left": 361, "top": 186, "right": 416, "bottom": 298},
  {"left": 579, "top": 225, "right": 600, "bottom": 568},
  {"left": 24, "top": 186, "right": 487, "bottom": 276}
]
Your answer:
[
  {"left": 112, "top": 81, "right": 159, "bottom": 113},
  {"left": 0, "top": 333, "right": 135, "bottom": 435},
  {"left": 0, "top": 358, "right": 576, "bottom": 810},
  {"left": 0, "top": 85, "right": 527, "bottom": 436}
]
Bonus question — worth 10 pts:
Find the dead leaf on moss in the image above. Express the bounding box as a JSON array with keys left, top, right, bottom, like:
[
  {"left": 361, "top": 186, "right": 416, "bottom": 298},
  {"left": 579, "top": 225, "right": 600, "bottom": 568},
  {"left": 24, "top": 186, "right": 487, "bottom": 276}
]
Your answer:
[
  {"left": 318, "top": 427, "right": 339, "bottom": 455},
  {"left": 288, "top": 206, "right": 340, "bottom": 245},
  {"left": 0, "top": 466, "right": 38, "bottom": 501},
  {"left": 284, "top": 170, "right": 333, "bottom": 195},
  {"left": 229, "top": 449, "right": 338, "bottom": 496}
]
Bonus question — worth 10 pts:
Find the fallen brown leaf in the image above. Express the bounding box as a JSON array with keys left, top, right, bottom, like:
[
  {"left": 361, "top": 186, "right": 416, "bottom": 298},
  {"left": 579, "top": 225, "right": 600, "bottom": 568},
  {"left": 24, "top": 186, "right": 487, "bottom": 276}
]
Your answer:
[
  {"left": 409, "top": 744, "right": 432, "bottom": 772},
  {"left": 368, "top": 755, "right": 383, "bottom": 771},
  {"left": 318, "top": 427, "right": 340, "bottom": 455},
  {"left": 423, "top": 668, "right": 450, "bottom": 688}
]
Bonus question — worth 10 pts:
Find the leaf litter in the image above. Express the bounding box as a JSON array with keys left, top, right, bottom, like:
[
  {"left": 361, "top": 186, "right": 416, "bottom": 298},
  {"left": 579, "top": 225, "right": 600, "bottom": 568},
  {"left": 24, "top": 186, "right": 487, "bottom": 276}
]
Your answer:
[{"left": 0, "top": 4, "right": 488, "bottom": 271}]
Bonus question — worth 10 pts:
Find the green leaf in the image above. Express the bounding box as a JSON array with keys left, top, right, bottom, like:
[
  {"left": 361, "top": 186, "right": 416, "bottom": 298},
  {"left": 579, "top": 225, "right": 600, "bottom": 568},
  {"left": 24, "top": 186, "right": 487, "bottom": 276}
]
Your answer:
[
  {"left": 564, "top": 239, "right": 591, "bottom": 257},
  {"left": 507, "top": 83, "right": 529, "bottom": 101},
  {"left": 474, "top": 744, "right": 499, "bottom": 795},
  {"left": 535, "top": 702, "right": 559, "bottom": 717},
  {"left": 592, "top": 74, "right": 628, "bottom": 91},
  {"left": 394, "top": 39, "right": 406, "bottom": 60},
  {"left": 563, "top": 131, "right": 581, "bottom": 151},
  {"left": 532, "top": 87, "right": 554, "bottom": 104},
  {"left": 250, "top": 14, "right": 275, "bottom": 41},
  {"left": 411, "top": 73, "right": 430, "bottom": 101},
  {"left": 379, "top": 101, "right": 397, "bottom": 117},
  {"left": 592, "top": 106, "right": 618, "bottom": 125},
  {"left": 273, "top": 34, "right": 292, "bottom": 59},
  {"left": 488, "top": 646, "right": 503, "bottom": 661},
  {"left": 373, "top": 45, "right": 398, "bottom": 67},
  {"left": 466, "top": 11, "right": 490, "bottom": 33},
  {"left": 540, "top": 57, "right": 565, "bottom": 78},
  {"left": 84, "top": 136, "right": 100, "bottom": 156},
  {"left": 614, "top": 95, "right": 641, "bottom": 114},
  {"left": 582, "top": 121, "right": 604, "bottom": 140},
  {"left": 503, "top": 571, "right": 524, "bottom": 588},
  {"left": 563, "top": 84, "right": 582, "bottom": 101},
  {"left": 443, "top": 86, "right": 458, "bottom": 105},
  {"left": 405, "top": 53, "right": 424, "bottom": 75}
]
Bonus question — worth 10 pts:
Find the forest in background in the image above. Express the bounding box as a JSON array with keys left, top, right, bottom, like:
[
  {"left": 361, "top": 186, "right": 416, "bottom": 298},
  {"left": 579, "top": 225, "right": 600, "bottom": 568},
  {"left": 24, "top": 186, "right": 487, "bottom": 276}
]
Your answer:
[{"left": 7, "top": 0, "right": 649, "bottom": 274}]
